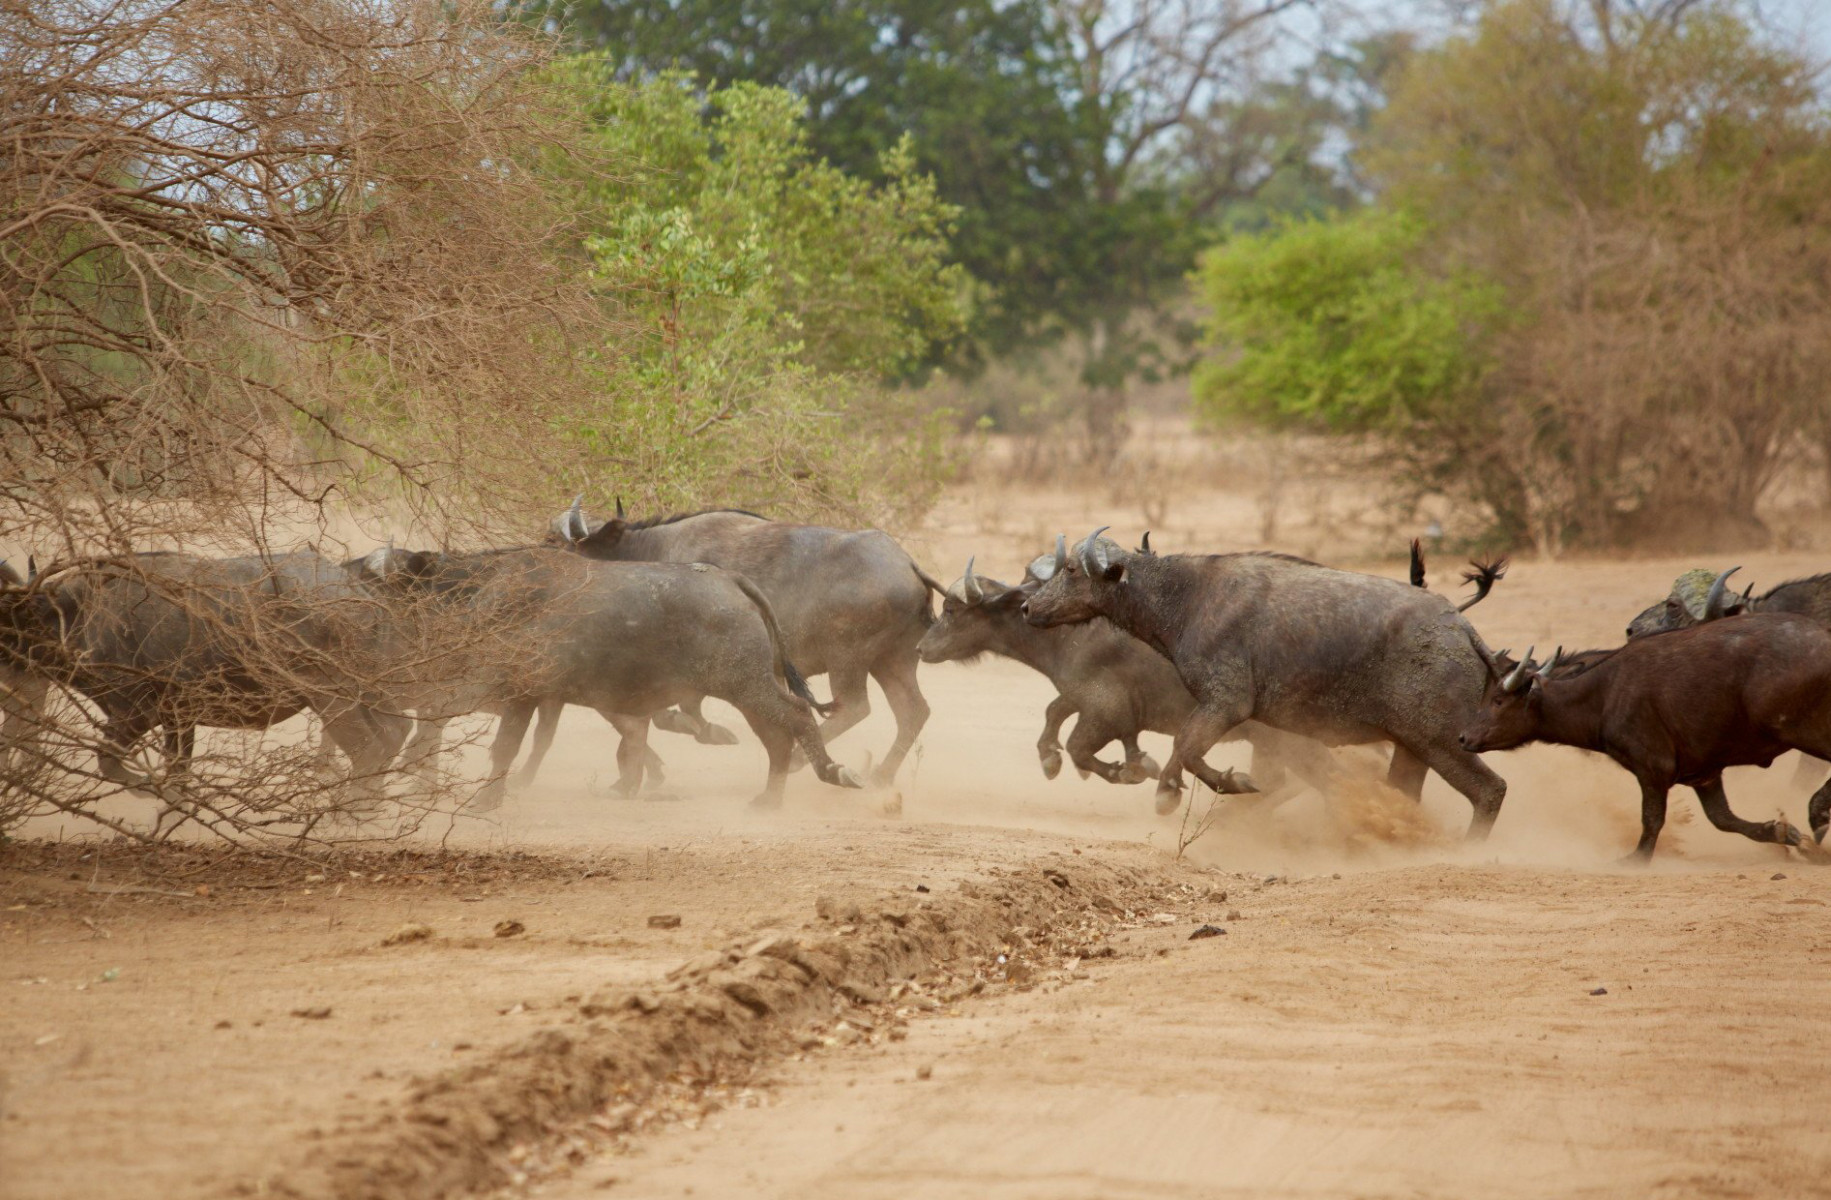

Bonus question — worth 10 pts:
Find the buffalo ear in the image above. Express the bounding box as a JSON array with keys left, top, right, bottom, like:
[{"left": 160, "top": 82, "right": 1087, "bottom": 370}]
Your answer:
[
  {"left": 575, "top": 518, "right": 625, "bottom": 555},
  {"left": 1102, "top": 561, "right": 1126, "bottom": 583}
]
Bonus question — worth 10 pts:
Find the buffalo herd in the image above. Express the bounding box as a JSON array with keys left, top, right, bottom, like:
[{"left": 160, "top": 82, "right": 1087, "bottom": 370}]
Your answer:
[{"left": 3, "top": 501, "right": 1830, "bottom": 860}]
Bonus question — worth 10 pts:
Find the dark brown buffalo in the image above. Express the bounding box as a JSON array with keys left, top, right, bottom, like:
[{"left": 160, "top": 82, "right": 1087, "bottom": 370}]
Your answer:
[
  {"left": 1021, "top": 529, "right": 1509, "bottom": 832},
  {"left": 548, "top": 498, "right": 941, "bottom": 784},
  {"left": 1460, "top": 614, "right": 1831, "bottom": 858}
]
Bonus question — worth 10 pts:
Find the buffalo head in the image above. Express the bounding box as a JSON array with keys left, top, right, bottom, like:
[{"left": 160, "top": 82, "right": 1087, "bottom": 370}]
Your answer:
[
  {"left": 918, "top": 557, "right": 1030, "bottom": 663},
  {"left": 1459, "top": 646, "right": 1561, "bottom": 752},
  {"left": 1021, "top": 527, "right": 1128, "bottom": 628},
  {"left": 1626, "top": 566, "right": 1748, "bottom": 638}
]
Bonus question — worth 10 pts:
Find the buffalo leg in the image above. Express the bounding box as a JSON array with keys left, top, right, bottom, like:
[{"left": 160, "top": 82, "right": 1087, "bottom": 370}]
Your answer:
[
  {"left": 1625, "top": 779, "right": 1669, "bottom": 861},
  {"left": 1066, "top": 714, "right": 1130, "bottom": 783},
  {"left": 1037, "top": 694, "right": 1077, "bottom": 779},
  {"left": 741, "top": 710, "right": 796, "bottom": 810},
  {"left": 148, "top": 724, "right": 198, "bottom": 839},
  {"left": 0, "top": 673, "right": 47, "bottom": 776},
  {"left": 1694, "top": 776, "right": 1801, "bottom": 848},
  {"left": 601, "top": 710, "right": 650, "bottom": 797},
  {"left": 399, "top": 718, "right": 445, "bottom": 774},
  {"left": 95, "top": 709, "right": 157, "bottom": 788},
  {"left": 1120, "top": 734, "right": 1160, "bottom": 783},
  {"left": 795, "top": 665, "right": 870, "bottom": 769},
  {"left": 869, "top": 656, "right": 929, "bottom": 785},
  {"left": 682, "top": 697, "right": 739, "bottom": 746},
  {"left": 1158, "top": 704, "right": 1258, "bottom": 816},
  {"left": 1386, "top": 744, "right": 1429, "bottom": 801},
  {"left": 1414, "top": 742, "right": 1506, "bottom": 839},
  {"left": 512, "top": 698, "right": 566, "bottom": 790},
  {"left": 470, "top": 701, "right": 535, "bottom": 813},
  {"left": 1810, "top": 775, "right": 1831, "bottom": 845}
]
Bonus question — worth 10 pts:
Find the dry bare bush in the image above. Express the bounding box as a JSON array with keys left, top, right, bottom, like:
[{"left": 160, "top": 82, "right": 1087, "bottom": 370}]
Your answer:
[{"left": 0, "top": 0, "right": 606, "bottom": 843}]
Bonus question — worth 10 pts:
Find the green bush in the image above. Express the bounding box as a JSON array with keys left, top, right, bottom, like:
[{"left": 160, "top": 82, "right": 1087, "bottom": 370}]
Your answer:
[{"left": 542, "top": 63, "right": 967, "bottom": 522}]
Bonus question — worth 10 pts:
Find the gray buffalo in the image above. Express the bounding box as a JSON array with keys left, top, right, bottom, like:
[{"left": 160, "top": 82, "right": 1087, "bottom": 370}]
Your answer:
[
  {"left": 548, "top": 498, "right": 942, "bottom": 784},
  {"left": 0, "top": 559, "right": 48, "bottom": 780},
  {"left": 363, "top": 547, "right": 862, "bottom": 810},
  {"left": 1627, "top": 566, "right": 1831, "bottom": 638},
  {"left": 345, "top": 548, "right": 664, "bottom": 796},
  {"left": 1021, "top": 529, "right": 1508, "bottom": 834},
  {"left": 918, "top": 554, "right": 1341, "bottom": 797},
  {"left": 0, "top": 551, "right": 411, "bottom": 795}
]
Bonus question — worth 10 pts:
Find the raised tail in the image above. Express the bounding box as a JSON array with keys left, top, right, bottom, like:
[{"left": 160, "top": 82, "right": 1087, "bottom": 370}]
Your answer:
[
  {"left": 727, "top": 572, "right": 835, "bottom": 715},
  {"left": 1456, "top": 556, "right": 1509, "bottom": 613}
]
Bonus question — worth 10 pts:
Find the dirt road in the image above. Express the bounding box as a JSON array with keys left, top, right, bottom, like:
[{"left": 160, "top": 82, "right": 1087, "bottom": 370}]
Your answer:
[
  {"left": 6, "top": 549, "right": 1831, "bottom": 1199},
  {"left": 562, "top": 864, "right": 1831, "bottom": 1200}
]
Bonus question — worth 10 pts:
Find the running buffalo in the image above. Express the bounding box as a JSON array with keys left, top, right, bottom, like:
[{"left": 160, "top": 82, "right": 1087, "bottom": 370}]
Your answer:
[
  {"left": 548, "top": 498, "right": 942, "bottom": 784},
  {"left": 918, "top": 553, "right": 1343, "bottom": 798},
  {"left": 1021, "top": 529, "right": 1509, "bottom": 833},
  {"left": 1460, "top": 615, "right": 1831, "bottom": 858},
  {"left": 361, "top": 546, "right": 862, "bottom": 810},
  {"left": 0, "top": 551, "right": 410, "bottom": 793}
]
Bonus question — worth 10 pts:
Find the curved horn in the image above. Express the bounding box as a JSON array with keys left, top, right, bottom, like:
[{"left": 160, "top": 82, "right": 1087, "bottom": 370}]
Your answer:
[
  {"left": 1703, "top": 566, "right": 1742, "bottom": 621},
  {"left": 1501, "top": 646, "right": 1535, "bottom": 693},
  {"left": 1052, "top": 534, "right": 1067, "bottom": 576},
  {"left": 1139, "top": 530, "right": 1152, "bottom": 554},
  {"left": 615, "top": 495, "right": 626, "bottom": 519},
  {"left": 566, "top": 494, "right": 588, "bottom": 541},
  {"left": 962, "top": 557, "right": 984, "bottom": 604},
  {"left": 1081, "top": 526, "right": 1111, "bottom": 576},
  {"left": 1536, "top": 646, "right": 1563, "bottom": 680}
]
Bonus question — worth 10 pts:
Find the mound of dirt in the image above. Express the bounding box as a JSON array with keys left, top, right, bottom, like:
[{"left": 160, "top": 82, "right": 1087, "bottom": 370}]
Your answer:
[{"left": 270, "top": 855, "right": 1211, "bottom": 1200}]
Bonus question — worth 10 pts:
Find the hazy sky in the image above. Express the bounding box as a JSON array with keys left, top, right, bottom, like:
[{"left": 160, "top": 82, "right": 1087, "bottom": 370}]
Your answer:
[{"left": 1358, "top": 0, "right": 1831, "bottom": 60}]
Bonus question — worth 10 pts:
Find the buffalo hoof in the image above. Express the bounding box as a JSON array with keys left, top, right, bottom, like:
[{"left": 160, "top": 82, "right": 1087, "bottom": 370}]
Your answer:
[
  {"left": 1210, "top": 769, "right": 1258, "bottom": 795},
  {"left": 1614, "top": 850, "right": 1654, "bottom": 867},
  {"left": 1815, "top": 821, "right": 1829, "bottom": 847},
  {"left": 651, "top": 708, "right": 698, "bottom": 736},
  {"left": 508, "top": 771, "right": 538, "bottom": 794},
  {"left": 1775, "top": 820, "right": 1805, "bottom": 848},
  {"left": 466, "top": 785, "right": 505, "bottom": 814},
  {"left": 1039, "top": 749, "right": 1063, "bottom": 780},
  {"left": 1117, "top": 760, "right": 1151, "bottom": 786},
  {"left": 697, "top": 722, "right": 741, "bottom": 746},
  {"left": 749, "top": 790, "right": 784, "bottom": 810},
  {"left": 1154, "top": 787, "right": 1183, "bottom": 816},
  {"left": 828, "top": 764, "right": 865, "bottom": 790}
]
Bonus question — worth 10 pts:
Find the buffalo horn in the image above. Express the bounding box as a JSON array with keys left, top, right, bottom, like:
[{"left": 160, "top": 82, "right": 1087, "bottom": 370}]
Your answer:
[
  {"left": 1501, "top": 646, "right": 1535, "bottom": 693},
  {"left": 1536, "top": 646, "right": 1563, "bottom": 680},
  {"left": 24, "top": 555, "right": 34, "bottom": 582},
  {"left": 1081, "top": 526, "right": 1112, "bottom": 576},
  {"left": 615, "top": 495, "right": 626, "bottom": 519},
  {"left": 1052, "top": 533, "right": 1067, "bottom": 575},
  {"left": 564, "top": 494, "right": 587, "bottom": 541},
  {"left": 1703, "top": 566, "right": 1742, "bottom": 621},
  {"left": 1139, "top": 531, "right": 1152, "bottom": 554},
  {"left": 962, "top": 557, "right": 984, "bottom": 604}
]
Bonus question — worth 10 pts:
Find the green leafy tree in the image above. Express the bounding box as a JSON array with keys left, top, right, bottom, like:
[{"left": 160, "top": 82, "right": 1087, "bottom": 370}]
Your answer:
[
  {"left": 1195, "top": 1, "right": 1831, "bottom": 551},
  {"left": 542, "top": 62, "right": 968, "bottom": 520}
]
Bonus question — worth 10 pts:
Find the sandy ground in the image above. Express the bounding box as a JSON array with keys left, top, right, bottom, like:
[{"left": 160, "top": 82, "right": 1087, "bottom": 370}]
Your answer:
[{"left": 7, "top": 540, "right": 1831, "bottom": 1199}]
